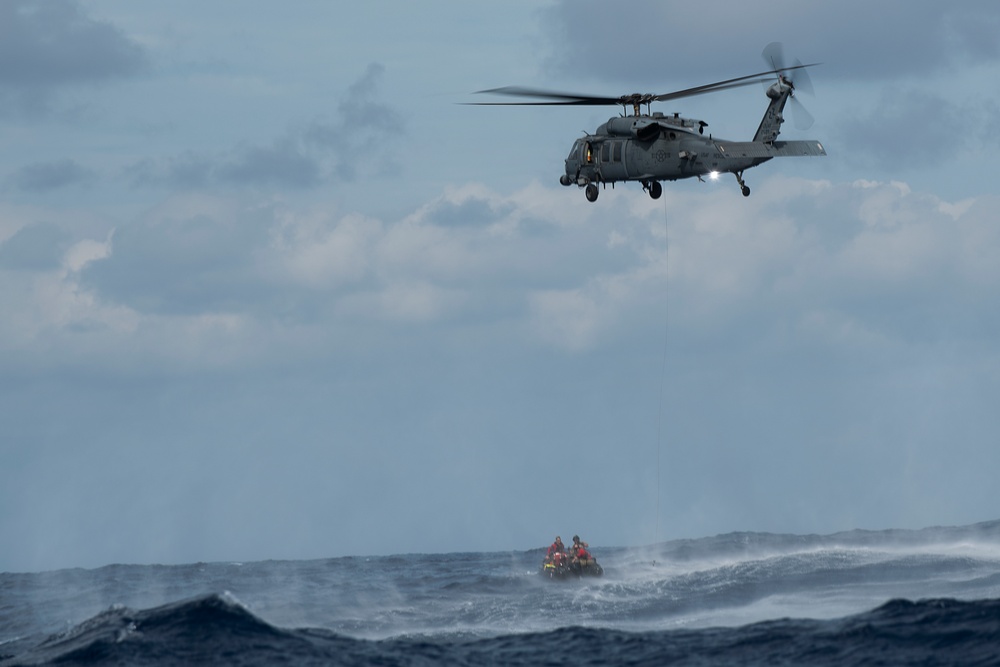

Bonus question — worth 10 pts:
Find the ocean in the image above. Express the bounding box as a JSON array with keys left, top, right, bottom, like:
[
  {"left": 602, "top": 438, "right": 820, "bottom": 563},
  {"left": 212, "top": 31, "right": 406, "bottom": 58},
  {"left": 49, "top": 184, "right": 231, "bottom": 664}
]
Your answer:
[{"left": 3, "top": 520, "right": 1000, "bottom": 665}]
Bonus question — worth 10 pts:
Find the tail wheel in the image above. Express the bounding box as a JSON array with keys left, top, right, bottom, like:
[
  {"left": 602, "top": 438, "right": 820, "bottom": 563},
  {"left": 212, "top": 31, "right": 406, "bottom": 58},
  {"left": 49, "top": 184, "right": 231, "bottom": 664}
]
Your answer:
[
  {"left": 585, "top": 183, "right": 599, "bottom": 202},
  {"left": 735, "top": 171, "right": 751, "bottom": 197},
  {"left": 648, "top": 181, "right": 662, "bottom": 199}
]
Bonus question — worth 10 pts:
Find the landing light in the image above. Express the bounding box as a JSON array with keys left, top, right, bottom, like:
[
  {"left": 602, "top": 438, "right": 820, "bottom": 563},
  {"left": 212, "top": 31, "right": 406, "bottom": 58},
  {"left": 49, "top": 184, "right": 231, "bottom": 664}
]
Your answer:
[{"left": 709, "top": 171, "right": 720, "bottom": 181}]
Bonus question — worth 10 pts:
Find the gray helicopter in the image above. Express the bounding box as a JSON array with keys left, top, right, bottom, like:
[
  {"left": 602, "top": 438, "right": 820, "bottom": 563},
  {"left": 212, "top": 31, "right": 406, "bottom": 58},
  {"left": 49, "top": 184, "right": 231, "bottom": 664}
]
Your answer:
[{"left": 473, "top": 43, "right": 825, "bottom": 202}]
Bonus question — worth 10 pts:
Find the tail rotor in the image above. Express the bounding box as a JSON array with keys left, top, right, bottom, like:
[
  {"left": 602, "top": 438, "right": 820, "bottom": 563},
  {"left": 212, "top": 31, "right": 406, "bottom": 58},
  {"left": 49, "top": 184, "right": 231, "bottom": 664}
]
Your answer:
[{"left": 762, "top": 41, "right": 816, "bottom": 130}]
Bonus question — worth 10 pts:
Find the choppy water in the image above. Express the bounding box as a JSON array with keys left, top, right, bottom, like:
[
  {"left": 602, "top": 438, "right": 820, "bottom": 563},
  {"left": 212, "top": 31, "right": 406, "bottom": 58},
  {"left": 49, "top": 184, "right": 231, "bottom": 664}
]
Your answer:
[{"left": 3, "top": 520, "right": 1000, "bottom": 665}]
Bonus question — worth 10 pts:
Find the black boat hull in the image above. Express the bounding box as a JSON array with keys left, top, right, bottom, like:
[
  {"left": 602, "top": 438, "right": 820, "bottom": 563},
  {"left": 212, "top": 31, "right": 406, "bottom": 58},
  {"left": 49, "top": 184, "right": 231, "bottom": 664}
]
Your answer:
[{"left": 540, "top": 558, "right": 603, "bottom": 579}]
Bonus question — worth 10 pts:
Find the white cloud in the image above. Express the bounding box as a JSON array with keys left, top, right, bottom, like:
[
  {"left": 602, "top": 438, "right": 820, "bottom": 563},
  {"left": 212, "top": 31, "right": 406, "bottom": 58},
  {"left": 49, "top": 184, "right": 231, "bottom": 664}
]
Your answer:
[
  {"left": 4, "top": 175, "right": 998, "bottom": 370},
  {"left": 269, "top": 210, "right": 382, "bottom": 289},
  {"left": 64, "top": 235, "right": 111, "bottom": 272},
  {"left": 4, "top": 173, "right": 1000, "bottom": 571},
  {"left": 340, "top": 281, "right": 468, "bottom": 323},
  {"left": 528, "top": 287, "right": 602, "bottom": 350},
  {"left": 3, "top": 0, "right": 1000, "bottom": 574}
]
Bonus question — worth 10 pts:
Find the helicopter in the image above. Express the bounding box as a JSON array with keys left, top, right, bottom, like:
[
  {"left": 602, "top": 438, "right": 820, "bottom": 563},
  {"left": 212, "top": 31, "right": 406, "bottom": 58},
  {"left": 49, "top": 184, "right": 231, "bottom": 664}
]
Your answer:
[{"left": 472, "top": 43, "right": 825, "bottom": 202}]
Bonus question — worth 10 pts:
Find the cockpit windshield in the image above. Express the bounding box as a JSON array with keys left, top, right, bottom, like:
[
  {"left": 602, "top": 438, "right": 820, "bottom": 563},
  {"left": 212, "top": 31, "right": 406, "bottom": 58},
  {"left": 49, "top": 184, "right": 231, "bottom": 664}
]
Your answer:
[{"left": 568, "top": 140, "right": 583, "bottom": 161}]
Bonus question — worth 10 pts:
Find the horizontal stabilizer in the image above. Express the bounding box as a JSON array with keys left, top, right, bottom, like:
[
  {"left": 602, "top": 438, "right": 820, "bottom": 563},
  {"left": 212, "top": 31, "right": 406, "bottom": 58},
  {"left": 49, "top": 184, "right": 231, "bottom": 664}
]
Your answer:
[
  {"left": 718, "top": 140, "right": 826, "bottom": 158},
  {"left": 772, "top": 140, "right": 826, "bottom": 157}
]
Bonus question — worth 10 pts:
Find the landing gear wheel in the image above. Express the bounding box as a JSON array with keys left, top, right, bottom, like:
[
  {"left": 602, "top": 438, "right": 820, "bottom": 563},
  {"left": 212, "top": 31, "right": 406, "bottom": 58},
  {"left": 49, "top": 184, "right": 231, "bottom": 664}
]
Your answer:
[
  {"left": 734, "top": 171, "right": 751, "bottom": 197},
  {"left": 585, "top": 183, "right": 599, "bottom": 202},
  {"left": 648, "top": 181, "right": 662, "bottom": 200}
]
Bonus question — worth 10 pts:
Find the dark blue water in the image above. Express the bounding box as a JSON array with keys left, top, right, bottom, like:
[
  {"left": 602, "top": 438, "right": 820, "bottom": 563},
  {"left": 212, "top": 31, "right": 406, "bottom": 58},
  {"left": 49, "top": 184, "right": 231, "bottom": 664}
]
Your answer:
[{"left": 3, "top": 521, "right": 1000, "bottom": 665}]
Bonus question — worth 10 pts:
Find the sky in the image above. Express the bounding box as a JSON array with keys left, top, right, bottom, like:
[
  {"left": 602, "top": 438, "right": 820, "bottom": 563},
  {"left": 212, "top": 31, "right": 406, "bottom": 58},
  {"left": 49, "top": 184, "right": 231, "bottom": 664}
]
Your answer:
[{"left": 2, "top": 0, "right": 1000, "bottom": 573}]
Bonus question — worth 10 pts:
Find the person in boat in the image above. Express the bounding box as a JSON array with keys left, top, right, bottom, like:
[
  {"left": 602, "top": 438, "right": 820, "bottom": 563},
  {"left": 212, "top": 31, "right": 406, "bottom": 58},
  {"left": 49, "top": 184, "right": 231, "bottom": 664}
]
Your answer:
[
  {"left": 547, "top": 536, "right": 565, "bottom": 557},
  {"left": 543, "top": 536, "right": 569, "bottom": 573},
  {"left": 571, "top": 535, "right": 592, "bottom": 564}
]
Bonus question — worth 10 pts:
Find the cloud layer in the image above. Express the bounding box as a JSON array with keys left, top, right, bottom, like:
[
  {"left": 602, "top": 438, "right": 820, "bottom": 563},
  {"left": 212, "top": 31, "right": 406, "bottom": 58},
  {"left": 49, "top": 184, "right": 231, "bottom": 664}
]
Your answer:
[
  {"left": 2, "top": 0, "right": 1000, "bottom": 572},
  {"left": 540, "top": 1, "right": 1000, "bottom": 83},
  {"left": 4, "top": 173, "right": 999, "bottom": 569}
]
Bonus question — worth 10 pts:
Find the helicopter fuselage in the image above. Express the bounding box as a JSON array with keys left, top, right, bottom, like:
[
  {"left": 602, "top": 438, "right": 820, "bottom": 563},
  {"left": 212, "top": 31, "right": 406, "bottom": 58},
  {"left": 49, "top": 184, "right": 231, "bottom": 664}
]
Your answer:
[
  {"left": 559, "top": 82, "right": 825, "bottom": 202},
  {"left": 563, "top": 115, "right": 767, "bottom": 184}
]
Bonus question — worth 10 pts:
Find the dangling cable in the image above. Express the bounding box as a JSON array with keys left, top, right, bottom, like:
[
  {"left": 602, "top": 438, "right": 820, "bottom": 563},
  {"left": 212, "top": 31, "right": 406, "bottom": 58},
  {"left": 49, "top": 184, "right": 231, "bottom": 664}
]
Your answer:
[{"left": 654, "top": 195, "right": 669, "bottom": 556}]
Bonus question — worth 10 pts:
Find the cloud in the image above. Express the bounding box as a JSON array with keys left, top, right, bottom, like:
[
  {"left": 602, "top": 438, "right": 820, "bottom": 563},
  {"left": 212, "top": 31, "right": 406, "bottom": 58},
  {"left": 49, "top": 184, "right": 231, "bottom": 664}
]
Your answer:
[
  {"left": 832, "top": 88, "right": 1000, "bottom": 171},
  {"left": 0, "top": 0, "right": 147, "bottom": 115},
  {"left": 4, "top": 175, "right": 994, "bottom": 380},
  {"left": 0, "top": 222, "right": 74, "bottom": 270},
  {"left": 216, "top": 138, "right": 322, "bottom": 188},
  {"left": 1, "top": 174, "right": 997, "bottom": 445},
  {"left": 126, "top": 153, "right": 210, "bottom": 190},
  {"left": 538, "top": 1, "right": 1000, "bottom": 85},
  {"left": 8, "top": 158, "right": 96, "bottom": 192},
  {"left": 307, "top": 63, "right": 403, "bottom": 153},
  {"left": 79, "top": 194, "right": 277, "bottom": 317},
  {"left": 127, "top": 63, "right": 403, "bottom": 192},
  {"left": 528, "top": 287, "right": 603, "bottom": 350},
  {"left": 0, "top": 1, "right": 146, "bottom": 86},
  {"left": 126, "top": 136, "right": 322, "bottom": 191},
  {"left": 3, "top": 174, "right": 1000, "bottom": 567}
]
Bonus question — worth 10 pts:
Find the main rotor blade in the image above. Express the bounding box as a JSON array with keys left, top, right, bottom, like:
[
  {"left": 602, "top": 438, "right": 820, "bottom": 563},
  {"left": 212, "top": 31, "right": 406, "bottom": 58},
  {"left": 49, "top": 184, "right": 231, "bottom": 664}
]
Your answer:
[
  {"left": 468, "top": 63, "right": 818, "bottom": 107},
  {"left": 652, "top": 76, "right": 766, "bottom": 102},
  {"left": 652, "top": 64, "right": 813, "bottom": 102},
  {"left": 468, "top": 87, "right": 622, "bottom": 106}
]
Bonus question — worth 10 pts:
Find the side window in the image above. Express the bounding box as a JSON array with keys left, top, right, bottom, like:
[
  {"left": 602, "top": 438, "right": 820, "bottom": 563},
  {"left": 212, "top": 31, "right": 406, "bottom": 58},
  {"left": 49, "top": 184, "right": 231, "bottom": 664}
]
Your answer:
[
  {"left": 613, "top": 142, "right": 623, "bottom": 162},
  {"left": 584, "top": 142, "right": 593, "bottom": 163},
  {"left": 601, "top": 143, "right": 610, "bottom": 162}
]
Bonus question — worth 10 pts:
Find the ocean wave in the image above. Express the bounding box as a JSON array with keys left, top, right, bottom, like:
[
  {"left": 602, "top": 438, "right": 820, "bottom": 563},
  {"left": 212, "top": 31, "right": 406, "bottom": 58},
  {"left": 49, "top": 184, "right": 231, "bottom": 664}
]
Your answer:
[
  {"left": 4, "top": 593, "right": 1000, "bottom": 666},
  {"left": 3, "top": 520, "right": 1000, "bottom": 664}
]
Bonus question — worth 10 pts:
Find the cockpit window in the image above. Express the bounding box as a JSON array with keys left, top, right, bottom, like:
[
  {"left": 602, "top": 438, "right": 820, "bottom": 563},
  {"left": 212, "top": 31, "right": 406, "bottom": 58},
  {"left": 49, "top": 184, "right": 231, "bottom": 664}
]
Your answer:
[{"left": 568, "top": 140, "right": 582, "bottom": 161}]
